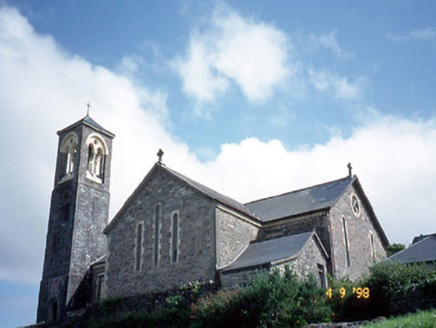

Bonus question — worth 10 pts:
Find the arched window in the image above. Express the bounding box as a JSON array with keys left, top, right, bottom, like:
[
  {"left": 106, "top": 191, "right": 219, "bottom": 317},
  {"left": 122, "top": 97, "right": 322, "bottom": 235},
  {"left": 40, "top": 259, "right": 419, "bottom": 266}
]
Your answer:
[
  {"left": 342, "top": 216, "right": 351, "bottom": 267},
  {"left": 86, "top": 135, "right": 108, "bottom": 183},
  {"left": 171, "top": 212, "right": 179, "bottom": 263},
  {"left": 135, "top": 223, "right": 143, "bottom": 271},
  {"left": 47, "top": 299, "right": 58, "bottom": 322},
  {"left": 60, "top": 133, "right": 78, "bottom": 182},
  {"left": 154, "top": 204, "right": 161, "bottom": 267}
]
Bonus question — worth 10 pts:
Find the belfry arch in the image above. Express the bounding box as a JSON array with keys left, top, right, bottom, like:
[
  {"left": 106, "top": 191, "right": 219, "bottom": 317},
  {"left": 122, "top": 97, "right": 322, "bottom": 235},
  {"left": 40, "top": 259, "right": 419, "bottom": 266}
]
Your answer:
[
  {"left": 59, "top": 132, "right": 78, "bottom": 181},
  {"left": 86, "top": 134, "right": 108, "bottom": 183}
]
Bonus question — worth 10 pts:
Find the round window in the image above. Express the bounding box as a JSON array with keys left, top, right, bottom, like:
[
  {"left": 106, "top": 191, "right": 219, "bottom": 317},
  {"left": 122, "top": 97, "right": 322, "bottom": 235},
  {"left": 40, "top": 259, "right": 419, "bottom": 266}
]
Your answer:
[{"left": 351, "top": 194, "right": 360, "bottom": 216}]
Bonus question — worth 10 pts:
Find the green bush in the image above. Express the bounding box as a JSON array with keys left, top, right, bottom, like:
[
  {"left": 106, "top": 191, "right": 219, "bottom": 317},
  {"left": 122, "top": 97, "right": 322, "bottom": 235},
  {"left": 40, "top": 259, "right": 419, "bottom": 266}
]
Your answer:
[
  {"left": 366, "top": 262, "right": 435, "bottom": 316},
  {"left": 193, "top": 267, "right": 331, "bottom": 327},
  {"left": 328, "top": 262, "right": 436, "bottom": 321}
]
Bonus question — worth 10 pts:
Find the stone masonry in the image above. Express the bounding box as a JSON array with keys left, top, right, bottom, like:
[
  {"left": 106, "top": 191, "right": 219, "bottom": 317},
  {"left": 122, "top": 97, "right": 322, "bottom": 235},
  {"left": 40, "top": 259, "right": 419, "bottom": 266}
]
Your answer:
[{"left": 104, "top": 165, "right": 217, "bottom": 298}]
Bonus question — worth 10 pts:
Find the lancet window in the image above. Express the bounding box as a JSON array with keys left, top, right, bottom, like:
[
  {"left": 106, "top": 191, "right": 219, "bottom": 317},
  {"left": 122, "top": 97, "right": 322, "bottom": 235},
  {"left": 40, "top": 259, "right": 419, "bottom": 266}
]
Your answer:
[
  {"left": 154, "top": 204, "right": 161, "bottom": 267},
  {"left": 135, "top": 223, "right": 143, "bottom": 272},
  {"left": 171, "top": 212, "right": 179, "bottom": 263}
]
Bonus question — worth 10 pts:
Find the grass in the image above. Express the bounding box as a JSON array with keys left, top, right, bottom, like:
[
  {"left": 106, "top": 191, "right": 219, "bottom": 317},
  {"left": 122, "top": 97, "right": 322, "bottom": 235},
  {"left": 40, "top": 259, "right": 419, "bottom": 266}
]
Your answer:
[{"left": 366, "top": 310, "right": 436, "bottom": 328}]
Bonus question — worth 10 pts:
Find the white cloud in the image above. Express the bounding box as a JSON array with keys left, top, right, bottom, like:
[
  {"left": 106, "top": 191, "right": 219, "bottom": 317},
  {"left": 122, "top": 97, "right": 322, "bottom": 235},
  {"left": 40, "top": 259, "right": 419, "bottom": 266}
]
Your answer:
[
  {"left": 308, "top": 69, "right": 364, "bottom": 100},
  {"left": 173, "top": 38, "right": 229, "bottom": 102},
  {"left": 310, "top": 31, "right": 349, "bottom": 59},
  {"left": 387, "top": 27, "right": 436, "bottom": 42},
  {"left": 173, "top": 4, "right": 291, "bottom": 105}
]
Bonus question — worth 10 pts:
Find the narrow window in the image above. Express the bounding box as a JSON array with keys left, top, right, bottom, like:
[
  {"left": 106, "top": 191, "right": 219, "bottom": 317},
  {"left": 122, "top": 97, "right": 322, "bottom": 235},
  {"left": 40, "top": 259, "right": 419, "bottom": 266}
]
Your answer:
[
  {"left": 135, "top": 224, "right": 143, "bottom": 271},
  {"left": 96, "top": 274, "right": 104, "bottom": 300},
  {"left": 87, "top": 144, "right": 94, "bottom": 173},
  {"left": 154, "top": 204, "right": 161, "bottom": 267},
  {"left": 95, "top": 149, "right": 103, "bottom": 179},
  {"left": 317, "top": 264, "right": 326, "bottom": 288},
  {"left": 48, "top": 299, "right": 58, "bottom": 322},
  {"left": 369, "top": 231, "right": 376, "bottom": 260},
  {"left": 171, "top": 212, "right": 179, "bottom": 263},
  {"left": 342, "top": 216, "right": 350, "bottom": 267}
]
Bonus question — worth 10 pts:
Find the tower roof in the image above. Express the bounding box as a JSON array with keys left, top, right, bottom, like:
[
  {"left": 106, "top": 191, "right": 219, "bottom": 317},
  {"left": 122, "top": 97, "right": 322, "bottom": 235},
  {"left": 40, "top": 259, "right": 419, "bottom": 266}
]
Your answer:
[{"left": 57, "top": 115, "right": 115, "bottom": 138}]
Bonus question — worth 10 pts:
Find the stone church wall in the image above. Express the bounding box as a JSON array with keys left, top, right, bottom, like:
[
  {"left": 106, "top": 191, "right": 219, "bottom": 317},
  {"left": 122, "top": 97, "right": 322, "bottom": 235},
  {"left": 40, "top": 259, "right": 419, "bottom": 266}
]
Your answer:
[
  {"left": 104, "top": 168, "right": 216, "bottom": 299},
  {"left": 277, "top": 236, "right": 327, "bottom": 284},
  {"left": 257, "top": 214, "right": 331, "bottom": 256},
  {"left": 215, "top": 207, "right": 259, "bottom": 269},
  {"left": 329, "top": 184, "right": 386, "bottom": 280}
]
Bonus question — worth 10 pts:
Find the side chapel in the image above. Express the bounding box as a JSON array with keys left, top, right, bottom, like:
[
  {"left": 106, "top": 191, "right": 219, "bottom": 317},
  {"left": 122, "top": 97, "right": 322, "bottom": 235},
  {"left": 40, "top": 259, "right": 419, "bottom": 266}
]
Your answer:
[{"left": 37, "top": 116, "right": 389, "bottom": 323}]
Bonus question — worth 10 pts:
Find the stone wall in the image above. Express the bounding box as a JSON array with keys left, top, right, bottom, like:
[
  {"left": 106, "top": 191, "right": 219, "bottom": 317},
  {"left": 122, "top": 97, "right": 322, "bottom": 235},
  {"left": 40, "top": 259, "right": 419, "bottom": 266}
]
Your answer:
[
  {"left": 220, "top": 235, "right": 327, "bottom": 289},
  {"left": 277, "top": 236, "right": 327, "bottom": 284},
  {"left": 105, "top": 166, "right": 217, "bottom": 298},
  {"left": 329, "top": 184, "right": 386, "bottom": 280},
  {"left": 215, "top": 207, "right": 259, "bottom": 269},
  {"left": 258, "top": 214, "right": 330, "bottom": 256},
  {"left": 220, "top": 266, "right": 264, "bottom": 289}
]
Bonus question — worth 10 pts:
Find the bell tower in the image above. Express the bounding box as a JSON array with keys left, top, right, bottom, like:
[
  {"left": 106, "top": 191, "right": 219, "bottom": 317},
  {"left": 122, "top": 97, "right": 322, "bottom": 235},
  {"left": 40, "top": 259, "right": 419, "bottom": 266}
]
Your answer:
[{"left": 37, "top": 115, "right": 115, "bottom": 323}]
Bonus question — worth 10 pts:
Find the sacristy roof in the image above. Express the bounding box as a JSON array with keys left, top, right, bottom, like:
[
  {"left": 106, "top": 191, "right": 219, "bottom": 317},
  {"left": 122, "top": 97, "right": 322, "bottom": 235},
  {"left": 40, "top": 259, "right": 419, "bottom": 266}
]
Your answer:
[
  {"left": 221, "top": 231, "right": 327, "bottom": 272},
  {"left": 244, "top": 176, "right": 353, "bottom": 222},
  {"left": 386, "top": 236, "right": 436, "bottom": 264}
]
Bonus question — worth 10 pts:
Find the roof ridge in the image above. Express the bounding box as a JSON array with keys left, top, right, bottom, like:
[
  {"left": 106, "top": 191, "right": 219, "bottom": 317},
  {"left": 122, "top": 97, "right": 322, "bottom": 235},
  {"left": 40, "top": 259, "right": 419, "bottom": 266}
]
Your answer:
[
  {"left": 249, "top": 231, "right": 313, "bottom": 245},
  {"left": 244, "top": 175, "right": 353, "bottom": 205},
  {"left": 158, "top": 163, "right": 257, "bottom": 219}
]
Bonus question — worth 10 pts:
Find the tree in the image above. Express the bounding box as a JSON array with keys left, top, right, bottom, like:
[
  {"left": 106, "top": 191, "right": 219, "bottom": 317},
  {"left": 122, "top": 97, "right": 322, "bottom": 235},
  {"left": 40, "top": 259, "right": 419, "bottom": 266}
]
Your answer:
[{"left": 386, "top": 243, "right": 405, "bottom": 257}]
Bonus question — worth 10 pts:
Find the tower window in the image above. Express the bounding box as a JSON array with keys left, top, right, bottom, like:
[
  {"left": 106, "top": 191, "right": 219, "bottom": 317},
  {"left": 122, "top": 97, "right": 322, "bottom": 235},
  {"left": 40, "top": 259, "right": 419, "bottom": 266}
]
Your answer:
[
  {"left": 135, "top": 223, "right": 143, "bottom": 271},
  {"left": 171, "top": 212, "right": 179, "bottom": 263},
  {"left": 59, "top": 133, "right": 78, "bottom": 182},
  {"left": 154, "top": 204, "right": 161, "bottom": 267},
  {"left": 86, "top": 135, "right": 108, "bottom": 183}
]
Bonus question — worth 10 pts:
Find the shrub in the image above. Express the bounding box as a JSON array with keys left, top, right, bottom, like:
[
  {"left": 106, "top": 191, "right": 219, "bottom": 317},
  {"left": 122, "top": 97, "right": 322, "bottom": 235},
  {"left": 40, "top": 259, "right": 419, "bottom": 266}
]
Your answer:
[
  {"left": 193, "top": 267, "right": 331, "bottom": 327},
  {"left": 365, "top": 262, "right": 435, "bottom": 316}
]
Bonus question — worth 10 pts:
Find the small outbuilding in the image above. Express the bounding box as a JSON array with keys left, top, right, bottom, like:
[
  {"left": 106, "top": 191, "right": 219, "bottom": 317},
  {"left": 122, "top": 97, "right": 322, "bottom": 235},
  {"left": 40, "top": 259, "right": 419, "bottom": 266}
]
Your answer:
[{"left": 220, "top": 231, "right": 329, "bottom": 288}]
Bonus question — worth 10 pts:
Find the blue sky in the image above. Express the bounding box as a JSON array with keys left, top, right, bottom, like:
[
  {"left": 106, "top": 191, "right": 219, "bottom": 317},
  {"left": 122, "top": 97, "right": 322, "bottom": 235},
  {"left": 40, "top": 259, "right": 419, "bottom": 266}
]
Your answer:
[{"left": 1, "top": 1, "right": 436, "bottom": 326}]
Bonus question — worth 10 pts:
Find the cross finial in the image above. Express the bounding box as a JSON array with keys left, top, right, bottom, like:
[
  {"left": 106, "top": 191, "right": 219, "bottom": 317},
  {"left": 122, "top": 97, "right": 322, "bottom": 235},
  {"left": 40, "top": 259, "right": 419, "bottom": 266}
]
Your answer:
[
  {"left": 157, "top": 149, "right": 164, "bottom": 163},
  {"left": 347, "top": 163, "right": 353, "bottom": 178},
  {"left": 85, "top": 102, "right": 92, "bottom": 116}
]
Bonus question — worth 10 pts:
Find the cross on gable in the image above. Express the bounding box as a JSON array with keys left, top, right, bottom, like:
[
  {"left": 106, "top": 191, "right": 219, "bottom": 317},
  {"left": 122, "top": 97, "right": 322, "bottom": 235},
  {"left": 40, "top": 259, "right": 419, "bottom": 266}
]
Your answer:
[
  {"left": 157, "top": 149, "right": 164, "bottom": 163},
  {"left": 85, "top": 102, "right": 92, "bottom": 116}
]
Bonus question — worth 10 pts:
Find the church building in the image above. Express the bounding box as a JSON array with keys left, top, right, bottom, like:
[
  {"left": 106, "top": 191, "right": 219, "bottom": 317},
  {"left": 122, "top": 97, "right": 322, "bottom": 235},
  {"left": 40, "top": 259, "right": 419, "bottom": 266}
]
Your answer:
[{"left": 37, "top": 116, "right": 389, "bottom": 323}]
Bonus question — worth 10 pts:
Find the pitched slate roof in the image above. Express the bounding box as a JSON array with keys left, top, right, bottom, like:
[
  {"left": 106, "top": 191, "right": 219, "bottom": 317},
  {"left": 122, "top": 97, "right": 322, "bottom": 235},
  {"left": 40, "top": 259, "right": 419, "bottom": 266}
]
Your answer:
[
  {"left": 244, "top": 176, "right": 353, "bottom": 222},
  {"left": 221, "top": 231, "right": 318, "bottom": 272},
  {"left": 412, "top": 233, "right": 436, "bottom": 245},
  {"left": 58, "top": 115, "right": 115, "bottom": 138},
  {"left": 162, "top": 164, "right": 257, "bottom": 220},
  {"left": 387, "top": 236, "right": 436, "bottom": 264}
]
